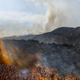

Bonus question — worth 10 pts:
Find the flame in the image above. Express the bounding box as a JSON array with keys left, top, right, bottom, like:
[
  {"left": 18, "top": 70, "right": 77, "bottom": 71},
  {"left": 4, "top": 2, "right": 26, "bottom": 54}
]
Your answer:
[
  {"left": 0, "top": 38, "right": 11, "bottom": 65},
  {"left": 65, "top": 77, "right": 76, "bottom": 80},
  {"left": 0, "top": 32, "right": 79, "bottom": 79},
  {"left": 32, "top": 67, "right": 51, "bottom": 80},
  {"left": 0, "top": 38, "right": 79, "bottom": 79}
]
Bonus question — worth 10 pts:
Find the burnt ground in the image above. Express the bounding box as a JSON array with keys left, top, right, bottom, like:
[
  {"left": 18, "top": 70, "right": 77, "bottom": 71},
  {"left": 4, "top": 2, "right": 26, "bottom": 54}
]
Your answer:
[{"left": 1, "top": 39, "right": 80, "bottom": 79}]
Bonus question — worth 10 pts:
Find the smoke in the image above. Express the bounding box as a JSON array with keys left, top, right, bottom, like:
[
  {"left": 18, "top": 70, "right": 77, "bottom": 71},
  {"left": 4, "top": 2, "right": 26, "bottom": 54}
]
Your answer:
[
  {"left": 0, "top": 0, "right": 80, "bottom": 37},
  {"left": 26, "top": 0, "right": 80, "bottom": 32},
  {"left": 26, "top": 0, "right": 66, "bottom": 32},
  {"left": 26, "top": 23, "right": 44, "bottom": 34},
  {"left": 43, "top": 2, "right": 60, "bottom": 32},
  {"left": 26, "top": 0, "right": 62, "bottom": 33},
  {"left": 0, "top": 12, "right": 45, "bottom": 37}
]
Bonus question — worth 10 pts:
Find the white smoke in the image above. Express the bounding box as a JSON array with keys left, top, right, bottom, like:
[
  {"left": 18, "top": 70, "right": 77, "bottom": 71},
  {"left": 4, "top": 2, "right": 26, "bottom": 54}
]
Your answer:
[
  {"left": 43, "top": 2, "right": 60, "bottom": 32},
  {"left": 1, "top": 0, "right": 80, "bottom": 37},
  {"left": 26, "top": 0, "right": 80, "bottom": 32},
  {"left": 26, "top": 23, "right": 44, "bottom": 34}
]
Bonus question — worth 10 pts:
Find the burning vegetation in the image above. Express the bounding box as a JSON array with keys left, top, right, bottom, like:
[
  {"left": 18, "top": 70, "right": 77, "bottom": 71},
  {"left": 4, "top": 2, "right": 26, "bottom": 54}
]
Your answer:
[
  {"left": 0, "top": 38, "right": 57, "bottom": 80},
  {"left": 0, "top": 38, "right": 80, "bottom": 80},
  {"left": 0, "top": 38, "right": 11, "bottom": 65}
]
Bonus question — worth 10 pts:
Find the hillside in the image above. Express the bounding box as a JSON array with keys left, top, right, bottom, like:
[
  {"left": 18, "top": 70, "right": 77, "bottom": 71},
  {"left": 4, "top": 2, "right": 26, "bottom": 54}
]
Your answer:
[
  {"left": 3, "top": 27, "right": 80, "bottom": 44},
  {"left": 3, "top": 34, "right": 36, "bottom": 40},
  {"left": 3, "top": 39, "right": 80, "bottom": 78},
  {"left": 33, "top": 27, "right": 80, "bottom": 44}
]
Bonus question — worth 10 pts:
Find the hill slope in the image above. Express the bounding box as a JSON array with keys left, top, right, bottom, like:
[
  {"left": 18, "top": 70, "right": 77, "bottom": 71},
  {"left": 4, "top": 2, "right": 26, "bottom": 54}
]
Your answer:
[
  {"left": 33, "top": 27, "right": 80, "bottom": 44},
  {"left": 3, "top": 27, "right": 80, "bottom": 44}
]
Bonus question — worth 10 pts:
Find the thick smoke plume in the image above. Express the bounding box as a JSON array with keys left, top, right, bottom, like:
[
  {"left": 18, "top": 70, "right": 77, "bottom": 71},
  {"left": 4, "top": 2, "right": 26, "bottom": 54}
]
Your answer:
[
  {"left": 0, "top": 0, "right": 80, "bottom": 37},
  {"left": 43, "top": 2, "right": 60, "bottom": 32},
  {"left": 26, "top": 0, "right": 80, "bottom": 33},
  {"left": 26, "top": 0, "right": 66, "bottom": 32}
]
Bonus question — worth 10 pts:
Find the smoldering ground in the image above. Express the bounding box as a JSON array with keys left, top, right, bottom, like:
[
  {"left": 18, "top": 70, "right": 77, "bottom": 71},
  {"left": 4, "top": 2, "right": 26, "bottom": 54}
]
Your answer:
[
  {"left": 2, "top": 39, "right": 80, "bottom": 77},
  {"left": 0, "top": 39, "right": 41, "bottom": 69}
]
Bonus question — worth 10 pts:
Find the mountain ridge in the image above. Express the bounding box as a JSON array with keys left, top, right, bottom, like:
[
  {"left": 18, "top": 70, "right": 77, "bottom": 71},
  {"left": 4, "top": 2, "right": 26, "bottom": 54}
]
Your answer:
[{"left": 3, "top": 27, "right": 80, "bottom": 44}]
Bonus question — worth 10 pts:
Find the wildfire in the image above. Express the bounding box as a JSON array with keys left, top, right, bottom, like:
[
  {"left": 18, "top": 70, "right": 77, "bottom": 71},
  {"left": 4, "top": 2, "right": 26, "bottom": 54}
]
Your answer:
[
  {"left": 0, "top": 34, "right": 79, "bottom": 80},
  {"left": 0, "top": 38, "right": 11, "bottom": 65},
  {"left": 0, "top": 39, "right": 57, "bottom": 80}
]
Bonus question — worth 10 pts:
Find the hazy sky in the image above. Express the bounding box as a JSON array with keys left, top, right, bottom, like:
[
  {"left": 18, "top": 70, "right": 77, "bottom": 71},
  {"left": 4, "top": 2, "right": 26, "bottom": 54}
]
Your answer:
[{"left": 0, "top": 0, "right": 80, "bottom": 37}]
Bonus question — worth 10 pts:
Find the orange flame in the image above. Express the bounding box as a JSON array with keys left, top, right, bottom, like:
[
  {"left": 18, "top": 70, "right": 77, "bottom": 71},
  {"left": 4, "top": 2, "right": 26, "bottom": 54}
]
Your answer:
[
  {"left": 0, "top": 38, "right": 11, "bottom": 65},
  {"left": 0, "top": 31, "right": 79, "bottom": 80}
]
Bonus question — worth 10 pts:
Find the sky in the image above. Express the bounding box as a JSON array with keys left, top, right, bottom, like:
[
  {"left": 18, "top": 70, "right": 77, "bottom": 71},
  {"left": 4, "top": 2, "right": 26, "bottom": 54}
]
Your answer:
[{"left": 0, "top": 0, "right": 80, "bottom": 37}]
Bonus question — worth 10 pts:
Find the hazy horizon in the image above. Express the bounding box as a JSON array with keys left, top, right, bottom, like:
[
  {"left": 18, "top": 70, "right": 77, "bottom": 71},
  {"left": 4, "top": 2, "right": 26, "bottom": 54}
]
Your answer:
[
  {"left": 2, "top": 26, "right": 80, "bottom": 38},
  {"left": 0, "top": 0, "right": 80, "bottom": 37}
]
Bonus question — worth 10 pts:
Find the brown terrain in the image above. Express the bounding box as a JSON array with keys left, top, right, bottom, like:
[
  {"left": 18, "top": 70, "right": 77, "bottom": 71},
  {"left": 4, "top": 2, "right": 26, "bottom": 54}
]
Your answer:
[{"left": 1, "top": 27, "right": 80, "bottom": 80}]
